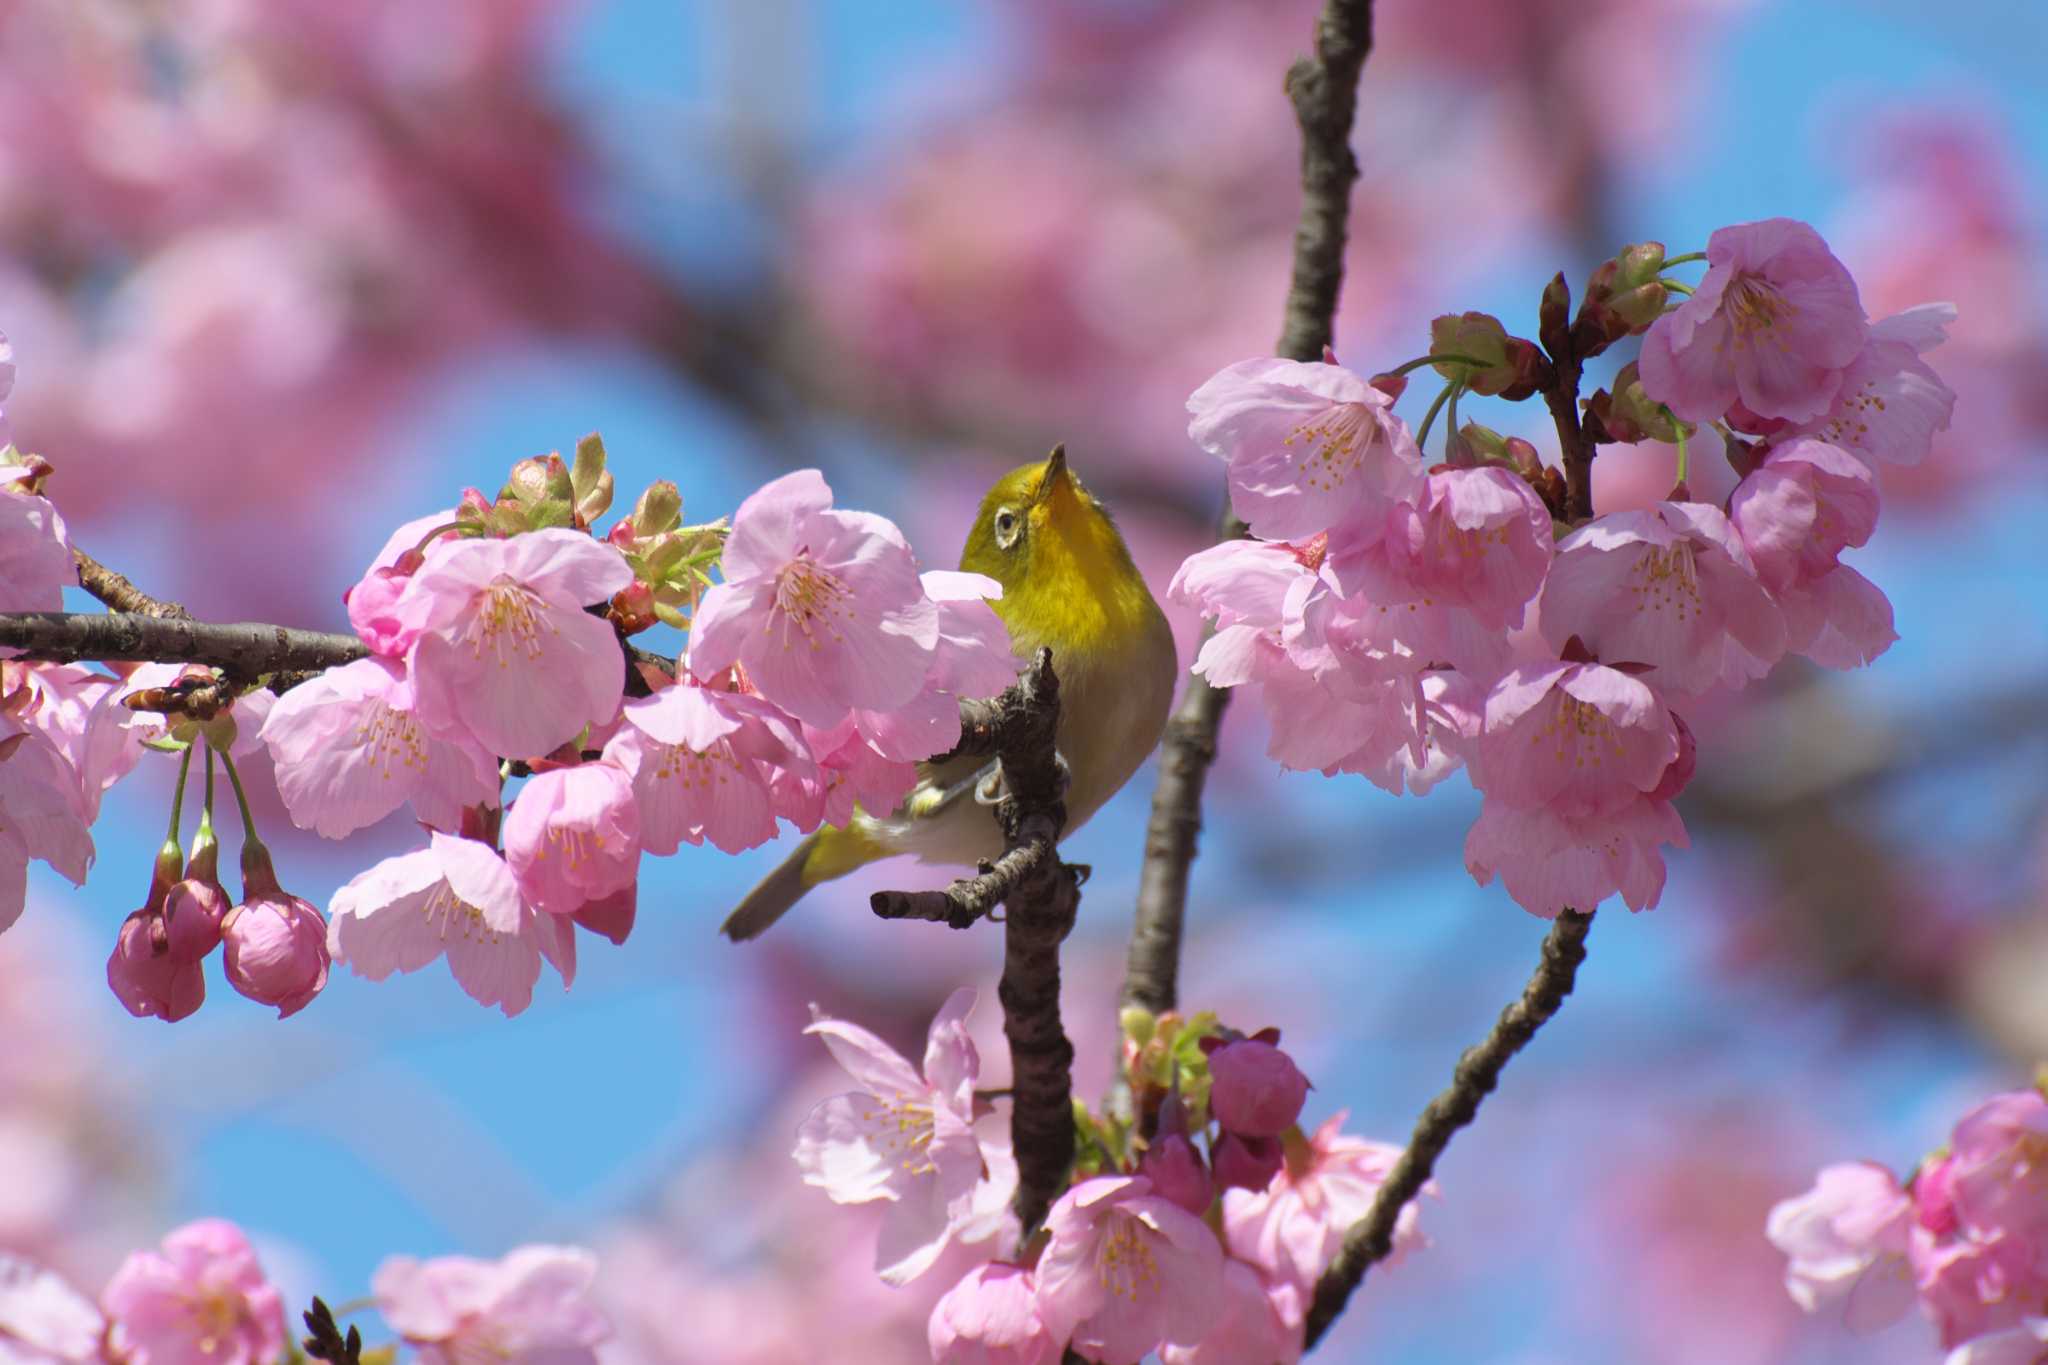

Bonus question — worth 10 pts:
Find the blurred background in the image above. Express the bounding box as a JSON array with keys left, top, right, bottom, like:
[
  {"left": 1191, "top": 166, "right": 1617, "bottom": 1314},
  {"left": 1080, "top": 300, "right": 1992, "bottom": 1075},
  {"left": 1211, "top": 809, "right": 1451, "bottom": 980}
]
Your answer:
[{"left": 3, "top": 0, "right": 2045, "bottom": 1360}]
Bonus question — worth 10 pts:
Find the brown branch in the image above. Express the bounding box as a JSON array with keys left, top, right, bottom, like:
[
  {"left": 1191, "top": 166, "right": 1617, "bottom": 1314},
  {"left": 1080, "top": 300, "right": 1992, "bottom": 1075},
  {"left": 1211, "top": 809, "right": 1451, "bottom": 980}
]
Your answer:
[
  {"left": 869, "top": 650, "right": 1080, "bottom": 1234},
  {"left": 72, "top": 547, "right": 192, "bottom": 619},
  {"left": 0, "top": 608, "right": 679, "bottom": 697},
  {"left": 0, "top": 612, "right": 368, "bottom": 677},
  {"left": 1119, "top": 0, "right": 1376, "bottom": 1034},
  {"left": 1275, "top": 0, "right": 1379, "bottom": 363},
  {"left": 871, "top": 838, "right": 1056, "bottom": 930},
  {"left": 1537, "top": 272, "right": 1598, "bottom": 522},
  {"left": 1302, "top": 909, "right": 1594, "bottom": 1349}
]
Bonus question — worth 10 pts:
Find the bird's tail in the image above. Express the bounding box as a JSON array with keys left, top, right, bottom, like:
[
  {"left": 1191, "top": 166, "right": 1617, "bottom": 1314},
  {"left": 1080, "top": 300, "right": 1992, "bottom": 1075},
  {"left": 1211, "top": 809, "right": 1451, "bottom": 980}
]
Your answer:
[{"left": 719, "top": 824, "right": 883, "bottom": 942}]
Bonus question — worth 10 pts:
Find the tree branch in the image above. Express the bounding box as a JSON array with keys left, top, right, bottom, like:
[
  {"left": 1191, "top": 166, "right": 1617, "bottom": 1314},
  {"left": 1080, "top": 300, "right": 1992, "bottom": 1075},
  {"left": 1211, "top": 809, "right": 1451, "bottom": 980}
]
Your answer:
[
  {"left": 0, "top": 608, "right": 678, "bottom": 697},
  {"left": 0, "top": 612, "right": 368, "bottom": 677},
  {"left": 869, "top": 650, "right": 1081, "bottom": 1234},
  {"left": 1537, "top": 272, "right": 1598, "bottom": 522},
  {"left": 1302, "top": 908, "right": 1594, "bottom": 1348},
  {"left": 72, "top": 547, "right": 192, "bottom": 619},
  {"left": 1119, "top": 0, "right": 1376, "bottom": 1031},
  {"left": 870, "top": 838, "right": 1056, "bottom": 930}
]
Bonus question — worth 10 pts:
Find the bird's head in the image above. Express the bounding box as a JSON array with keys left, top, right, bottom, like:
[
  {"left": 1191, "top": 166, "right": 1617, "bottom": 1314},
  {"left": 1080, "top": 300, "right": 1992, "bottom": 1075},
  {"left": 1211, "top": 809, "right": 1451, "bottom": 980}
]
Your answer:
[{"left": 959, "top": 445, "right": 1152, "bottom": 648}]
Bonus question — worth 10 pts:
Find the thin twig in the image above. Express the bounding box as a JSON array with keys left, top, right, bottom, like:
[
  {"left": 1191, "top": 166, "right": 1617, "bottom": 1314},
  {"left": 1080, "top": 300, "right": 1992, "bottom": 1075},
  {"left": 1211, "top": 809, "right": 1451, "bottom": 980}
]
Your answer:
[
  {"left": 71, "top": 548, "right": 191, "bottom": 619},
  {"left": 1302, "top": 909, "right": 1594, "bottom": 1348},
  {"left": 871, "top": 838, "right": 1056, "bottom": 930},
  {"left": 1118, "top": 0, "right": 1377, "bottom": 1054}
]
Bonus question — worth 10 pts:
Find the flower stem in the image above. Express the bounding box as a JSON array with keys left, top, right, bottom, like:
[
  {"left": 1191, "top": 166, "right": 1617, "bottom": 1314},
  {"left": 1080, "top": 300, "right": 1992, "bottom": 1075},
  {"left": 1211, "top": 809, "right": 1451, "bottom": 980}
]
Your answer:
[
  {"left": 164, "top": 746, "right": 194, "bottom": 846},
  {"left": 1415, "top": 381, "right": 1460, "bottom": 450},
  {"left": 1385, "top": 352, "right": 1486, "bottom": 378},
  {"left": 218, "top": 747, "right": 260, "bottom": 847},
  {"left": 1660, "top": 251, "right": 1707, "bottom": 270},
  {"left": 1445, "top": 383, "right": 1462, "bottom": 454},
  {"left": 1663, "top": 279, "right": 1695, "bottom": 298},
  {"left": 1668, "top": 407, "right": 1690, "bottom": 486}
]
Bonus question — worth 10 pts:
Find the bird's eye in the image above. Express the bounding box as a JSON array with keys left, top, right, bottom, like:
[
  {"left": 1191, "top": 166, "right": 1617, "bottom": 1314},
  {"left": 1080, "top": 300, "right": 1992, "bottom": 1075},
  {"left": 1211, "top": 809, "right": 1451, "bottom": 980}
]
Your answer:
[{"left": 994, "top": 507, "right": 1021, "bottom": 549}]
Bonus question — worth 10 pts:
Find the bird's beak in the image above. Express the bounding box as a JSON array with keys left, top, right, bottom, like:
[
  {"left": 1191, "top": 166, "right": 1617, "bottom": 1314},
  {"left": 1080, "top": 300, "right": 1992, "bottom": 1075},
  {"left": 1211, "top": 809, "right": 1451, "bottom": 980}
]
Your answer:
[{"left": 1033, "top": 444, "right": 1072, "bottom": 506}]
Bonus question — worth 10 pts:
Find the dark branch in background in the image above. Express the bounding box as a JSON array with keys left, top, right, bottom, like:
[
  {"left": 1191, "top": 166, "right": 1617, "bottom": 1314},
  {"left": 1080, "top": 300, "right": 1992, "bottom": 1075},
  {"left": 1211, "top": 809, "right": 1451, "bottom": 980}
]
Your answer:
[
  {"left": 1302, "top": 909, "right": 1594, "bottom": 1348},
  {"left": 870, "top": 650, "right": 1081, "bottom": 1234},
  {"left": 1119, "top": 0, "right": 1377, "bottom": 1042}
]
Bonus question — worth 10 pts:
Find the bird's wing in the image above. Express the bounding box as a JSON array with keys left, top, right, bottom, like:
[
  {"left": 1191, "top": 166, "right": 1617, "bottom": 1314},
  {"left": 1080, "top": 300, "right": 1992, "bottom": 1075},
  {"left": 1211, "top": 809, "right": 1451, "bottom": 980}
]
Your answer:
[{"left": 904, "top": 755, "right": 1004, "bottom": 820}]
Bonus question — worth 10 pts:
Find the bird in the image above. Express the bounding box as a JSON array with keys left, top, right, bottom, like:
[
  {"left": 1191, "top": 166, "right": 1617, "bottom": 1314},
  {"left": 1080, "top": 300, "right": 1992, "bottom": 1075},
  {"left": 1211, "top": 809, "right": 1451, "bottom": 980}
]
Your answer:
[{"left": 720, "top": 445, "right": 1179, "bottom": 941}]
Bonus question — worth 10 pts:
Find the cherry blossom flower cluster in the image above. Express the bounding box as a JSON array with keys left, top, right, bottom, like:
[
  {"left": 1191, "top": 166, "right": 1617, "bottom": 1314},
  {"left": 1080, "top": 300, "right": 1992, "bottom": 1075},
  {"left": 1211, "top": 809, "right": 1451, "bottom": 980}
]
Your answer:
[
  {"left": 0, "top": 1220, "right": 610, "bottom": 1365},
  {"left": 3, "top": 339, "right": 1016, "bottom": 1020},
  {"left": 1173, "top": 217, "right": 1956, "bottom": 918},
  {"left": 1768, "top": 1078, "right": 2048, "bottom": 1363},
  {"left": 792, "top": 992, "right": 1421, "bottom": 1364},
  {"left": 273, "top": 448, "right": 1015, "bottom": 1016},
  {"left": 2, "top": 424, "right": 326, "bottom": 1021}
]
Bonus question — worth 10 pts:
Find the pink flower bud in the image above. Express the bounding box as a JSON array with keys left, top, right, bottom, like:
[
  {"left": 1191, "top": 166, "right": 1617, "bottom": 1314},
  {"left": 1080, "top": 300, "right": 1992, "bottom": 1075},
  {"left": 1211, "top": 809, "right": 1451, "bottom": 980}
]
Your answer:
[
  {"left": 1140, "top": 1130, "right": 1213, "bottom": 1216},
  {"left": 1212, "top": 1131, "right": 1284, "bottom": 1194},
  {"left": 160, "top": 876, "right": 226, "bottom": 965},
  {"left": 1209, "top": 1040, "right": 1310, "bottom": 1138},
  {"left": 107, "top": 913, "right": 205, "bottom": 1022},
  {"left": 222, "top": 898, "right": 329, "bottom": 1019}
]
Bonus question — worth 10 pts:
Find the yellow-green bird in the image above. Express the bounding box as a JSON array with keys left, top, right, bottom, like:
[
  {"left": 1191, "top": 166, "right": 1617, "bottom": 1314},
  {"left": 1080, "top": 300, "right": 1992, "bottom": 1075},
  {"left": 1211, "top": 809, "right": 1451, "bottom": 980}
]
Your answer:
[{"left": 720, "top": 446, "right": 1178, "bottom": 941}]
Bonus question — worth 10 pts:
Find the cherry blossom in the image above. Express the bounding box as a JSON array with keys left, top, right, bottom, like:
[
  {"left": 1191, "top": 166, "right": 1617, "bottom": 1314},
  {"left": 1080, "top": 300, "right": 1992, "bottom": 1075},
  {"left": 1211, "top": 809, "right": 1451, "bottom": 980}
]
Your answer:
[
  {"left": 793, "top": 988, "right": 992, "bottom": 1286},
  {"left": 502, "top": 760, "right": 641, "bottom": 917},
  {"left": 1539, "top": 502, "right": 1785, "bottom": 696},
  {"left": 402, "top": 528, "right": 634, "bottom": 758},
  {"left": 687, "top": 469, "right": 939, "bottom": 729},
  {"left": 100, "top": 1219, "right": 286, "bottom": 1365},
  {"left": 1763, "top": 1161, "right": 1915, "bottom": 1331},
  {"left": 1463, "top": 792, "right": 1688, "bottom": 916},
  {"left": 602, "top": 682, "right": 816, "bottom": 856},
  {"left": 0, "top": 488, "right": 73, "bottom": 615},
  {"left": 373, "top": 1245, "right": 611, "bottom": 1365},
  {"left": 0, "top": 1253, "right": 104, "bottom": 1365},
  {"left": 1222, "top": 1113, "right": 1422, "bottom": 1299},
  {"left": 1187, "top": 357, "right": 1424, "bottom": 542},
  {"left": 1946, "top": 1319, "right": 2048, "bottom": 1365},
  {"left": 1035, "top": 1174, "right": 1224, "bottom": 1363},
  {"left": 1158, "top": 1259, "right": 1302, "bottom": 1365},
  {"left": 1639, "top": 217, "right": 1868, "bottom": 422},
  {"left": 1464, "top": 662, "right": 1682, "bottom": 817},
  {"left": 1948, "top": 1090, "right": 2048, "bottom": 1248},
  {"left": 0, "top": 716, "right": 93, "bottom": 936},
  {"left": 928, "top": 1262, "right": 1060, "bottom": 1365},
  {"left": 260, "top": 657, "right": 499, "bottom": 839},
  {"left": 344, "top": 508, "right": 459, "bottom": 658},
  {"left": 327, "top": 832, "right": 577, "bottom": 1017},
  {"left": 848, "top": 570, "right": 1016, "bottom": 763},
  {"left": 1345, "top": 465, "right": 1553, "bottom": 629},
  {"left": 1760, "top": 308, "right": 1958, "bottom": 468}
]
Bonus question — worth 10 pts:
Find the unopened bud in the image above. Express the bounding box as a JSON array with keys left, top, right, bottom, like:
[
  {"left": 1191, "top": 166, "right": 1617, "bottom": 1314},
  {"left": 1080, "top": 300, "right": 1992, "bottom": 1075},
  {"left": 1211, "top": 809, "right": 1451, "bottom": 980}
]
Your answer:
[
  {"left": 1429, "top": 313, "right": 1547, "bottom": 400},
  {"left": 1211, "top": 1131, "right": 1284, "bottom": 1194},
  {"left": 1208, "top": 1039, "right": 1311, "bottom": 1138},
  {"left": 1139, "top": 1129, "right": 1212, "bottom": 1215},
  {"left": 633, "top": 480, "right": 683, "bottom": 538},
  {"left": 503, "top": 453, "right": 573, "bottom": 507}
]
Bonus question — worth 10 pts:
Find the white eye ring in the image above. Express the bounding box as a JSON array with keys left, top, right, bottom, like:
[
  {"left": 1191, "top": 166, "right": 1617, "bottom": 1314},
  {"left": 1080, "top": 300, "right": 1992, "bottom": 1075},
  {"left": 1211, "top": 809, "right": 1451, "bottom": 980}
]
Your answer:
[{"left": 994, "top": 507, "right": 1021, "bottom": 549}]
